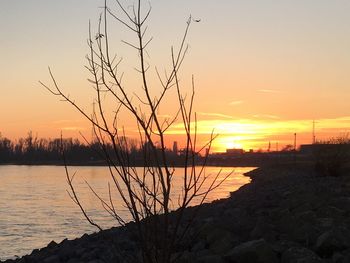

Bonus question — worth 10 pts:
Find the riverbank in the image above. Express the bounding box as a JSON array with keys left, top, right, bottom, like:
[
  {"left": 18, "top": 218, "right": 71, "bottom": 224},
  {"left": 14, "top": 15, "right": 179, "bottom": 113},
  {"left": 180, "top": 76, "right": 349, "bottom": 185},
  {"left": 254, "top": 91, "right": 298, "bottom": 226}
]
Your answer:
[{"left": 3, "top": 163, "right": 350, "bottom": 262}]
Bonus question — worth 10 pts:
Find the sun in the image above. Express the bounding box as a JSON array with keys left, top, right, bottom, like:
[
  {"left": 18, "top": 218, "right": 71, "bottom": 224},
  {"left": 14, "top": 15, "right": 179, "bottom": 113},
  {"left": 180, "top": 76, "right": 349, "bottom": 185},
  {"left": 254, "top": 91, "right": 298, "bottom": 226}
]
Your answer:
[{"left": 214, "top": 136, "right": 245, "bottom": 152}]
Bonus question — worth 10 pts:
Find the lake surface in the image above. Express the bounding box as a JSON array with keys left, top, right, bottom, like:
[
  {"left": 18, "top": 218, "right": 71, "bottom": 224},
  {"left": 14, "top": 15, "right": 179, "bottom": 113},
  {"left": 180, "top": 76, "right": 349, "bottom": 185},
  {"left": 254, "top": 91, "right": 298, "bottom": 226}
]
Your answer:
[{"left": 0, "top": 165, "right": 255, "bottom": 260}]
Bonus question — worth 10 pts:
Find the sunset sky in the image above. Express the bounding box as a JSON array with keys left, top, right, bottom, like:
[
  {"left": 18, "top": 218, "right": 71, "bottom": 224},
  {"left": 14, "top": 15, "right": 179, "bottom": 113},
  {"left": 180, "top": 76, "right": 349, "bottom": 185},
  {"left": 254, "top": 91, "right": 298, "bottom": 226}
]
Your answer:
[{"left": 1, "top": 1, "right": 350, "bottom": 152}]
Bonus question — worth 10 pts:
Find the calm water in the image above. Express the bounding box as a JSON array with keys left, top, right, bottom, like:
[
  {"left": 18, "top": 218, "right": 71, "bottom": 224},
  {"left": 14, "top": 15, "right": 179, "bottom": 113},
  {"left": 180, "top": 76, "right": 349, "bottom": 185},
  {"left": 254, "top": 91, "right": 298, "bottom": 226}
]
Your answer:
[{"left": 0, "top": 165, "right": 255, "bottom": 260}]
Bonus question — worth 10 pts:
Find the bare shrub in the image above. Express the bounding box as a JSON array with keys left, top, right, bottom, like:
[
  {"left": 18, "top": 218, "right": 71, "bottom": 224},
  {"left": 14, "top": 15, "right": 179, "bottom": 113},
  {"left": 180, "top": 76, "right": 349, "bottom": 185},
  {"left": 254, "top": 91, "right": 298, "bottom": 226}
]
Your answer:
[
  {"left": 41, "top": 1, "right": 229, "bottom": 262},
  {"left": 314, "top": 135, "right": 350, "bottom": 177}
]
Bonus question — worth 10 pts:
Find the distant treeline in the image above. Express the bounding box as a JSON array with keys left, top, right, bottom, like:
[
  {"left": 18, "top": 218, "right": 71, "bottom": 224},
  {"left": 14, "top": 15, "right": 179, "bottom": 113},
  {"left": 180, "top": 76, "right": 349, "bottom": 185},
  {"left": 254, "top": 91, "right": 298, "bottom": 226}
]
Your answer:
[
  {"left": 0, "top": 132, "right": 184, "bottom": 165},
  {"left": 0, "top": 132, "right": 99, "bottom": 164}
]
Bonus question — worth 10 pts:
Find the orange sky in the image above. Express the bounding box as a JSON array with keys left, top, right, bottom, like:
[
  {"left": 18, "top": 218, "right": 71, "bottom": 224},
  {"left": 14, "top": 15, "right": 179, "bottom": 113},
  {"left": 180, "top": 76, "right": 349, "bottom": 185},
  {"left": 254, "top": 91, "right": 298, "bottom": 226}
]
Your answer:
[{"left": 1, "top": 1, "right": 350, "bottom": 152}]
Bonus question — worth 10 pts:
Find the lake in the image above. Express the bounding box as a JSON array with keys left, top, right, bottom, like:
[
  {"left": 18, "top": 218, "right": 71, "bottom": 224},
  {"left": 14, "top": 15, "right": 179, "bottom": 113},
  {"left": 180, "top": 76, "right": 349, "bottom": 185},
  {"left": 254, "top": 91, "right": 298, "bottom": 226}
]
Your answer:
[{"left": 0, "top": 165, "right": 255, "bottom": 260}]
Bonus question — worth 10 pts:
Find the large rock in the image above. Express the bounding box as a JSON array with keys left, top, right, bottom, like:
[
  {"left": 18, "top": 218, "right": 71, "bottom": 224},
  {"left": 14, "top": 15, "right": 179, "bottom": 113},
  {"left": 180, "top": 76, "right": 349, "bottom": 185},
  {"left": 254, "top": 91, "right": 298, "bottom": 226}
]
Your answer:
[
  {"left": 315, "top": 227, "right": 350, "bottom": 257},
  {"left": 172, "top": 251, "right": 196, "bottom": 263},
  {"left": 196, "top": 223, "right": 236, "bottom": 253},
  {"left": 43, "top": 255, "right": 60, "bottom": 263},
  {"left": 224, "top": 239, "right": 278, "bottom": 263},
  {"left": 196, "top": 254, "right": 225, "bottom": 263},
  {"left": 281, "top": 247, "right": 323, "bottom": 263},
  {"left": 250, "top": 217, "right": 277, "bottom": 241},
  {"left": 209, "top": 233, "right": 236, "bottom": 254}
]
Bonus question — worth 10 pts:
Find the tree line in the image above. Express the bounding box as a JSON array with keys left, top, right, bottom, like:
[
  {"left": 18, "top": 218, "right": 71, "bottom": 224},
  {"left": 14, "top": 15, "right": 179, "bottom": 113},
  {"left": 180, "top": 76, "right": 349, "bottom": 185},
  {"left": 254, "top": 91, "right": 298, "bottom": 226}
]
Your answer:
[{"left": 0, "top": 132, "right": 185, "bottom": 165}]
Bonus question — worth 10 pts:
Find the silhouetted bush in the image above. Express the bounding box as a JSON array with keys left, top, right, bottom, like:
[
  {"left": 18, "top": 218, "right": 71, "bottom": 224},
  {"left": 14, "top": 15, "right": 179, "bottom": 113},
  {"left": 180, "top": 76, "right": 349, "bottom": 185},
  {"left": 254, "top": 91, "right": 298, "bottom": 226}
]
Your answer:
[{"left": 314, "top": 136, "right": 350, "bottom": 177}]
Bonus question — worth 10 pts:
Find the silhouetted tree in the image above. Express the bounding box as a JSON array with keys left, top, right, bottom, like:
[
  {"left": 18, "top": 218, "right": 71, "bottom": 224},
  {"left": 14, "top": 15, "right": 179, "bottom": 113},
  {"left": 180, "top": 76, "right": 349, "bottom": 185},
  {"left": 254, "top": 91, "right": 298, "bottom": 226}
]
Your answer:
[
  {"left": 0, "top": 133, "right": 13, "bottom": 162},
  {"left": 41, "top": 0, "right": 227, "bottom": 262}
]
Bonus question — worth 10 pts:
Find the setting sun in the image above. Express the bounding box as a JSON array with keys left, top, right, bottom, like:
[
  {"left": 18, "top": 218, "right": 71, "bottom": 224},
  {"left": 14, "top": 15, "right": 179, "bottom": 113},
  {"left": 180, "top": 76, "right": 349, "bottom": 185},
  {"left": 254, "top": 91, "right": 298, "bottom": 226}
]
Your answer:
[{"left": 215, "top": 136, "right": 244, "bottom": 152}]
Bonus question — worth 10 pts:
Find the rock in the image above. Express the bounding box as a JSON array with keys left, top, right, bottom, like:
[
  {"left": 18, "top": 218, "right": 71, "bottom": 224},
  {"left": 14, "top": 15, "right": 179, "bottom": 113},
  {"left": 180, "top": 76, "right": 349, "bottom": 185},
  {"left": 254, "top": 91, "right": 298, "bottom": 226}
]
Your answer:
[
  {"left": 321, "top": 206, "right": 344, "bottom": 217},
  {"left": 43, "top": 255, "right": 60, "bottom": 263},
  {"left": 46, "top": 241, "right": 58, "bottom": 250},
  {"left": 175, "top": 251, "right": 196, "bottom": 263},
  {"left": 331, "top": 249, "right": 350, "bottom": 263},
  {"left": 191, "top": 240, "right": 206, "bottom": 252},
  {"left": 315, "top": 227, "right": 350, "bottom": 257},
  {"left": 31, "top": 249, "right": 40, "bottom": 256},
  {"left": 296, "top": 210, "right": 317, "bottom": 224},
  {"left": 196, "top": 254, "right": 225, "bottom": 263},
  {"left": 281, "top": 247, "right": 323, "bottom": 263},
  {"left": 196, "top": 223, "right": 236, "bottom": 253},
  {"left": 209, "top": 232, "right": 236, "bottom": 254},
  {"left": 271, "top": 240, "right": 302, "bottom": 255},
  {"left": 80, "top": 247, "right": 100, "bottom": 261},
  {"left": 57, "top": 243, "right": 77, "bottom": 261},
  {"left": 332, "top": 252, "right": 344, "bottom": 263},
  {"left": 224, "top": 239, "right": 278, "bottom": 263},
  {"left": 317, "top": 218, "right": 334, "bottom": 229},
  {"left": 250, "top": 217, "right": 276, "bottom": 241}
]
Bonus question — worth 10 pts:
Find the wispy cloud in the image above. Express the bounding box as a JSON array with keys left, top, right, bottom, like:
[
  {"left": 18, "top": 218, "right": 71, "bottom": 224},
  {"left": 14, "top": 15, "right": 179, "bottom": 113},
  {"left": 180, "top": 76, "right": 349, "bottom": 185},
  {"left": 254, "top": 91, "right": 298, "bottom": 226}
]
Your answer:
[
  {"left": 142, "top": 114, "right": 173, "bottom": 120},
  {"left": 252, "top": 114, "right": 280, "bottom": 120},
  {"left": 166, "top": 116, "right": 350, "bottom": 136},
  {"left": 258, "top": 89, "right": 281, "bottom": 93},
  {"left": 52, "top": 119, "right": 85, "bottom": 124},
  {"left": 229, "top": 100, "right": 244, "bottom": 106},
  {"left": 157, "top": 114, "right": 173, "bottom": 118},
  {"left": 197, "top": 112, "right": 233, "bottom": 119},
  {"left": 61, "top": 126, "right": 86, "bottom": 131}
]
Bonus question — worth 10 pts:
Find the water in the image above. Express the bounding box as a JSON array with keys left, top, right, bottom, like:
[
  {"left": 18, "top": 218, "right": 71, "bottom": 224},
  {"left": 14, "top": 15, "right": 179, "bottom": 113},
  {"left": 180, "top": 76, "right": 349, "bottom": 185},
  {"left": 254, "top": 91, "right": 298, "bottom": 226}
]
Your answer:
[{"left": 0, "top": 165, "right": 255, "bottom": 260}]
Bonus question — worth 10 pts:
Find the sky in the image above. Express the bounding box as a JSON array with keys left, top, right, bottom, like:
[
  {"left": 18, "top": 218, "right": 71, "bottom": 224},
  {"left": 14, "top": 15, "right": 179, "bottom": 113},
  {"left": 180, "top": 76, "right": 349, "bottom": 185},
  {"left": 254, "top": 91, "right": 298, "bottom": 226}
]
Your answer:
[{"left": 1, "top": 0, "right": 350, "bottom": 152}]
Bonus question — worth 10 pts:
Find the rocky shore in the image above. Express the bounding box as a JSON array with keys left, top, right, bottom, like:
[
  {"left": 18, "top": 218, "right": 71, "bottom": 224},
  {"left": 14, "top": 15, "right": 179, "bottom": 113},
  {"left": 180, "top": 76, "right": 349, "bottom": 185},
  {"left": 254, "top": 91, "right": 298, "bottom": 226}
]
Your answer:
[{"left": 3, "top": 164, "right": 350, "bottom": 263}]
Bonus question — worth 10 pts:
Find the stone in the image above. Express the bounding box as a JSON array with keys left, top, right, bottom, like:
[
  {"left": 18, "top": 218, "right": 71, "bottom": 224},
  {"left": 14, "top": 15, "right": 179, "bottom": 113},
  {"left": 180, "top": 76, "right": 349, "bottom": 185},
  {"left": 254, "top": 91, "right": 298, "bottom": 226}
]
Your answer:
[
  {"left": 250, "top": 217, "right": 276, "bottom": 241},
  {"left": 196, "top": 254, "right": 225, "bottom": 263},
  {"left": 209, "top": 232, "right": 236, "bottom": 254},
  {"left": 224, "top": 239, "right": 278, "bottom": 263},
  {"left": 315, "top": 227, "right": 350, "bottom": 257},
  {"left": 46, "top": 241, "right": 58, "bottom": 249},
  {"left": 281, "top": 247, "right": 323, "bottom": 263},
  {"left": 43, "top": 255, "right": 60, "bottom": 263},
  {"left": 332, "top": 252, "right": 344, "bottom": 263},
  {"left": 175, "top": 251, "right": 196, "bottom": 263},
  {"left": 317, "top": 218, "right": 334, "bottom": 229},
  {"left": 191, "top": 240, "right": 206, "bottom": 252}
]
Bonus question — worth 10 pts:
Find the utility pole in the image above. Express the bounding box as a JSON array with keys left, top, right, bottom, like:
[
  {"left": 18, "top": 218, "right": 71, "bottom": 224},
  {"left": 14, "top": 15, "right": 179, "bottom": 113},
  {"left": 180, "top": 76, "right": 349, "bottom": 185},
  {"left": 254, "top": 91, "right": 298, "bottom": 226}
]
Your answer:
[
  {"left": 312, "top": 120, "right": 318, "bottom": 144},
  {"left": 293, "top": 133, "right": 297, "bottom": 165}
]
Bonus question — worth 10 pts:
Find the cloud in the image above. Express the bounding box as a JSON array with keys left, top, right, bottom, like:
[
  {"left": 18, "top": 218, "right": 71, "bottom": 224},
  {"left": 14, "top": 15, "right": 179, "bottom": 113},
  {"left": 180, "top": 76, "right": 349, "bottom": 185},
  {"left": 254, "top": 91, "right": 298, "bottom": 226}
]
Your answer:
[
  {"left": 52, "top": 119, "right": 85, "bottom": 124},
  {"left": 257, "top": 89, "right": 281, "bottom": 93},
  {"left": 252, "top": 114, "right": 280, "bottom": 120},
  {"left": 157, "top": 114, "right": 173, "bottom": 118},
  {"left": 62, "top": 126, "right": 86, "bottom": 131},
  {"left": 197, "top": 112, "right": 233, "bottom": 119},
  {"left": 229, "top": 100, "right": 244, "bottom": 106}
]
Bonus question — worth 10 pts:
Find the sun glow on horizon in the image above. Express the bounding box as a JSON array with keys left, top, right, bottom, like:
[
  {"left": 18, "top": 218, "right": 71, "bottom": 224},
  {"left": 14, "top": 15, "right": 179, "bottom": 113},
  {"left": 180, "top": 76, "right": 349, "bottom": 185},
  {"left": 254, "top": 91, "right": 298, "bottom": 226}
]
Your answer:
[
  {"left": 163, "top": 116, "right": 350, "bottom": 153},
  {"left": 2, "top": 115, "right": 350, "bottom": 154},
  {"left": 215, "top": 136, "right": 244, "bottom": 152}
]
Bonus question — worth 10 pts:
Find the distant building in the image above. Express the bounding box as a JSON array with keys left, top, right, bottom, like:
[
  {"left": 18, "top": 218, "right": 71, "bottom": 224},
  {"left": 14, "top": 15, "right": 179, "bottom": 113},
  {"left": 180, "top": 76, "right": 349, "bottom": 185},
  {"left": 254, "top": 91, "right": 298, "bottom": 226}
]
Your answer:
[
  {"left": 172, "top": 141, "right": 178, "bottom": 155},
  {"left": 226, "top": 148, "right": 244, "bottom": 156}
]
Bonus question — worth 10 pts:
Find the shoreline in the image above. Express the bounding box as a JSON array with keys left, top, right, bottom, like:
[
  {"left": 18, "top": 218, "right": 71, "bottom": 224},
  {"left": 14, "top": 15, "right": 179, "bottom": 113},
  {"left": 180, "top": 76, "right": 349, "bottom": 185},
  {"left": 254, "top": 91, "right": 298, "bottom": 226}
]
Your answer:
[
  {"left": 3, "top": 163, "right": 350, "bottom": 262},
  {"left": 0, "top": 162, "right": 258, "bottom": 168}
]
